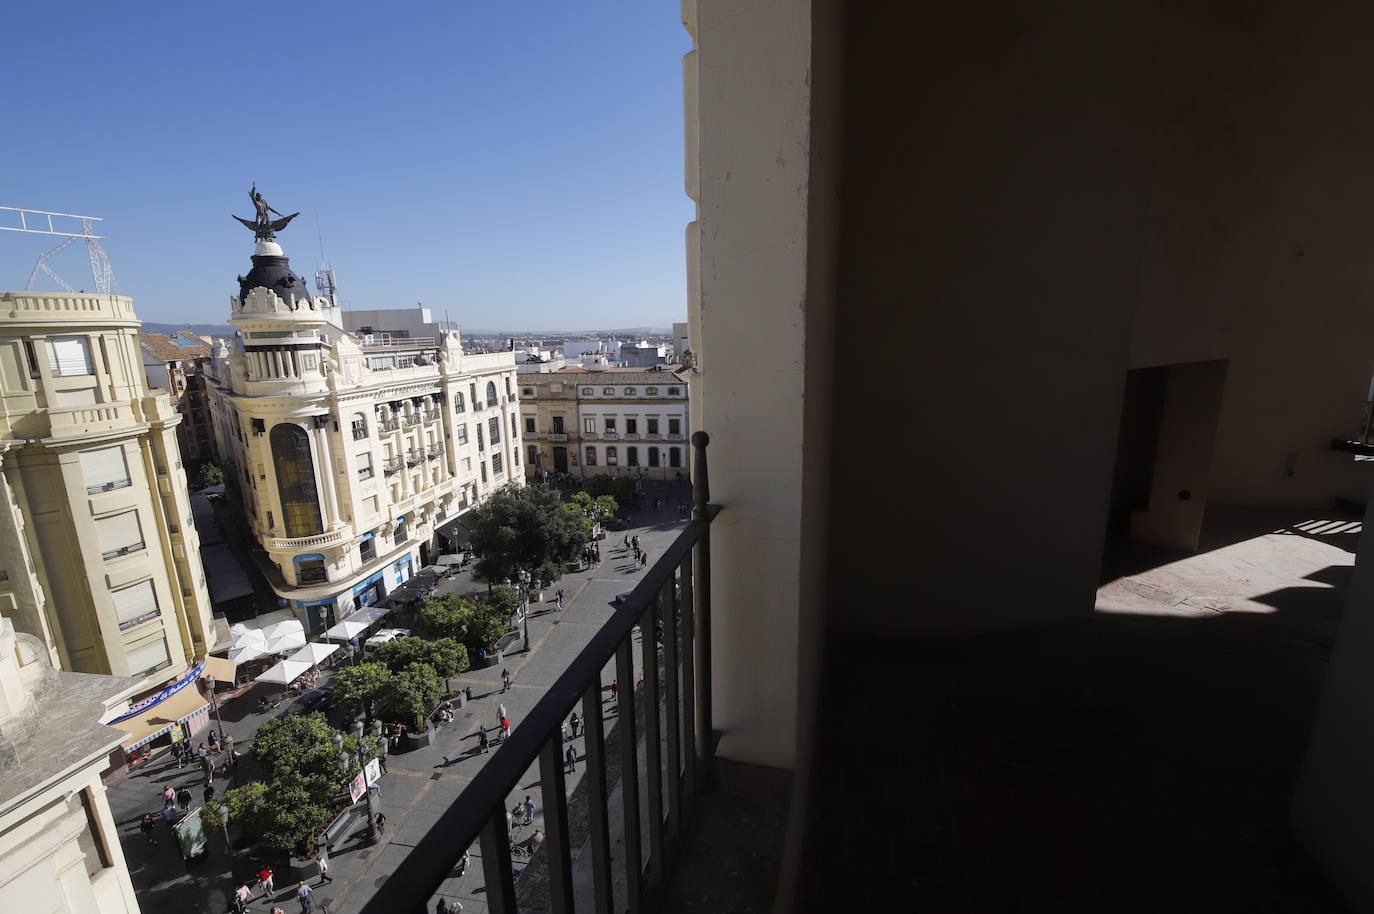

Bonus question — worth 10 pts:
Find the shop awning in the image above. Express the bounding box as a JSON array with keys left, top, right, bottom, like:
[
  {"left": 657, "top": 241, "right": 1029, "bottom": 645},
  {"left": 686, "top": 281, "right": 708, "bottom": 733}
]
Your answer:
[
  {"left": 117, "top": 686, "right": 210, "bottom": 751},
  {"left": 201, "top": 656, "right": 237, "bottom": 683}
]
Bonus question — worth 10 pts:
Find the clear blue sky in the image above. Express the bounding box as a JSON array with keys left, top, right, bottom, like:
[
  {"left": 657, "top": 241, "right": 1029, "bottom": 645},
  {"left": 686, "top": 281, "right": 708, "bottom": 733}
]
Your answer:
[{"left": 0, "top": 2, "right": 693, "bottom": 331}]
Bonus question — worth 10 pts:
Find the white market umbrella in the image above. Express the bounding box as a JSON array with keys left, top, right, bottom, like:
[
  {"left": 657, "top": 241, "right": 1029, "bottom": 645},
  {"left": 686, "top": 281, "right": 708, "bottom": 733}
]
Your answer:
[
  {"left": 290, "top": 642, "right": 340, "bottom": 666},
  {"left": 229, "top": 643, "right": 267, "bottom": 663},
  {"left": 256, "top": 658, "right": 313, "bottom": 685},
  {"left": 323, "top": 618, "right": 371, "bottom": 640},
  {"left": 263, "top": 631, "right": 308, "bottom": 655}
]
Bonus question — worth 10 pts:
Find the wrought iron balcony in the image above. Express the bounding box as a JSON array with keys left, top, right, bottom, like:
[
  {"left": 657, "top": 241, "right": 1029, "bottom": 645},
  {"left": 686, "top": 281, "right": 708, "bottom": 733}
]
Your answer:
[
  {"left": 403, "top": 414, "right": 422, "bottom": 428},
  {"left": 384, "top": 456, "right": 405, "bottom": 474},
  {"left": 549, "top": 432, "right": 568, "bottom": 442},
  {"left": 101, "top": 542, "right": 145, "bottom": 561},
  {"left": 428, "top": 443, "right": 446, "bottom": 459},
  {"left": 424, "top": 410, "right": 441, "bottom": 422},
  {"left": 646, "top": 433, "right": 663, "bottom": 440},
  {"left": 407, "top": 450, "right": 425, "bottom": 467},
  {"left": 625, "top": 432, "right": 641, "bottom": 440},
  {"left": 602, "top": 431, "right": 619, "bottom": 440},
  {"left": 381, "top": 419, "right": 401, "bottom": 432},
  {"left": 358, "top": 432, "right": 719, "bottom": 914}
]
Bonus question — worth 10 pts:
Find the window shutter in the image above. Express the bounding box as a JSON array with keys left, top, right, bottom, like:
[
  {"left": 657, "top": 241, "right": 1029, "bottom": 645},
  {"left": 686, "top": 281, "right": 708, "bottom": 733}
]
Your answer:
[
  {"left": 79, "top": 446, "right": 130, "bottom": 491},
  {"left": 125, "top": 636, "right": 170, "bottom": 675},
  {"left": 48, "top": 337, "right": 92, "bottom": 376},
  {"left": 97, "top": 512, "right": 143, "bottom": 555},
  {"left": 112, "top": 580, "right": 160, "bottom": 626}
]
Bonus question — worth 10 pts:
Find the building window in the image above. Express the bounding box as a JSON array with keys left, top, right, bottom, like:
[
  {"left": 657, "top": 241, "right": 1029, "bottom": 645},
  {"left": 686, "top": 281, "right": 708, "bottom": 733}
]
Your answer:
[
  {"left": 113, "top": 580, "right": 161, "bottom": 631},
  {"left": 456, "top": 424, "right": 468, "bottom": 445},
  {"left": 626, "top": 418, "right": 638, "bottom": 435},
  {"left": 604, "top": 418, "right": 617, "bottom": 433},
  {"left": 357, "top": 453, "right": 374, "bottom": 480},
  {"left": 607, "top": 447, "right": 618, "bottom": 465},
  {"left": 81, "top": 446, "right": 131, "bottom": 494},
  {"left": 486, "top": 381, "right": 498, "bottom": 407},
  {"left": 668, "top": 386, "right": 681, "bottom": 396},
  {"left": 586, "top": 446, "right": 597, "bottom": 465},
  {"left": 394, "top": 519, "right": 408, "bottom": 544},
  {"left": 626, "top": 387, "right": 637, "bottom": 396},
  {"left": 480, "top": 461, "right": 488, "bottom": 483},
  {"left": 488, "top": 416, "right": 501, "bottom": 445},
  {"left": 582, "top": 387, "right": 593, "bottom": 396},
  {"left": 583, "top": 417, "right": 595, "bottom": 434},
  {"left": 552, "top": 415, "right": 566, "bottom": 434},
  {"left": 469, "top": 383, "right": 478, "bottom": 408},
  {"left": 669, "top": 418, "right": 681, "bottom": 435},
  {"left": 267, "top": 510, "right": 275, "bottom": 529},
  {"left": 647, "top": 418, "right": 659, "bottom": 435},
  {"left": 513, "top": 446, "right": 519, "bottom": 466},
  {"left": 528, "top": 445, "right": 539, "bottom": 464},
  {"left": 603, "top": 387, "right": 614, "bottom": 395},
  {"left": 455, "top": 392, "right": 466, "bottom": 413},
  {"left": 47, "top": 337, "right": 93, "bottom": 376},
  {"left": 523, "top": 387, "right": 535, "bottom": 397},
  {"left": 352, "top": 417, "right": 368, "bottom": 440},
  {"left": 646, "top": 386, "right": 658, "bottom": 395},
  {"left": 98, "top": 511, "right": 144, "bottom": 560},
  {"left": 670, "top": 448, "right": 682, "bottom": 468},
  {"left": 462, "top": 457, "right": 472, "bottom": 472},
  {"left": 492, "top": 453, "right": 504, "bottom": 475},
  {"left": 524, "top": 417, "right": 536, "bottom": 434},
  {"left": 360, "top": 536, "right": 376, "bottom": 563},
  {"left": 505, "top": 377, "right": 512, "bottom": 396},
  {"left": 77, "top": 789, "right": 113, "bottom": 874},
  {"left": 270, "top": 423, "right": 324, "bottom": 538},
  {"left": 511, "top": 413, "right": 517, "bottom": 437},
  {"left": 477, "top": 423, "right": 485, "bottom": 451},
  {"left": 126, "top": 635, "right": 171, "bottom": 678},
  {"left": 649, "top": 447, "right": 660, "bottom": 467},
  {"left": 627, "top": 447, "right": 639, "bottom": 467},
  {"left": 23, "top": 340, "right": 39, "bottom": 377},
  {"left": 364, "top": 495, "right": 378, "bottom": 515},
  {"left": 294, "top": 554, "right": 327, "bottom": 585}
]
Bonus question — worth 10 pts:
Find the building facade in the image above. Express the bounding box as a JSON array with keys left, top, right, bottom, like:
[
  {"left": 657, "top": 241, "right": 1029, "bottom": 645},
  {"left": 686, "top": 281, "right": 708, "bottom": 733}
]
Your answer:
[
  {"left": 0, "top": 292, "right": 215, "bottom": 691},
  {"left": 0, "top": 619, "right": 141, "bottom": 914},
  {"left": 518, "top": 366, "right": 690, "bottom": 481},
  {"left": 206, "top": 241, "right": 523, "bottom": 632},
  {"left": 138, "top": 334, "right": 217, "bottom": 470}
]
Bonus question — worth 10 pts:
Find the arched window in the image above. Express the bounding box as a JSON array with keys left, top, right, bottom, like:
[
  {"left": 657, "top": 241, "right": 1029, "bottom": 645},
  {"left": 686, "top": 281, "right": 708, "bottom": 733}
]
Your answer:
[
  {"left": 351, "top": 413, "right": 368, "bottom": 440},
  {"left": 270, "top": 424, "right": 323, "bottom": 538},
  {"left": 485, "top": 381, "right": 498, "bottom": 407}
]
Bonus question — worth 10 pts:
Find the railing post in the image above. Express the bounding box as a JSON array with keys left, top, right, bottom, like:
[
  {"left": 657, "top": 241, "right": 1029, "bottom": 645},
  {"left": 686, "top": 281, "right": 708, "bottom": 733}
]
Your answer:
[
  {"left": 582, "top": 681, "right": 615, "bottom": 914},
  {"left": 538, "top": 735, "right": 576, "bottom": 914},
  {"left": 478, "top": 806, "right": 517, "bottom": 914},
  {"left": 690, "top": 431, "right": 713, "bottom": 773}
]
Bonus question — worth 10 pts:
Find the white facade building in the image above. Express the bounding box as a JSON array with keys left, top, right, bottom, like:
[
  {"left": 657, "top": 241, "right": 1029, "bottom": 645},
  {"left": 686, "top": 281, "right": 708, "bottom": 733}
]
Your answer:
[{"left": 207, "top": 241, "right": 523, "bottom": 631}]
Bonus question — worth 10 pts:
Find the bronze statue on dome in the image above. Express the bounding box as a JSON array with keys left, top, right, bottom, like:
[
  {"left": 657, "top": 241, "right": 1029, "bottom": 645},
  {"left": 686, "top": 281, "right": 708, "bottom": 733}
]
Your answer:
[{"left": 233, "top": 183, "right": 299, "bottom": 241}]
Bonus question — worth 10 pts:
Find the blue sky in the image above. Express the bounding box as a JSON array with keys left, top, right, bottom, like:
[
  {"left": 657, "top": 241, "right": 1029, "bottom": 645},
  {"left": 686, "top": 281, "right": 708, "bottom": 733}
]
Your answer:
[{"left": 0, "top": 2, "right": 692, "bottom": 331}]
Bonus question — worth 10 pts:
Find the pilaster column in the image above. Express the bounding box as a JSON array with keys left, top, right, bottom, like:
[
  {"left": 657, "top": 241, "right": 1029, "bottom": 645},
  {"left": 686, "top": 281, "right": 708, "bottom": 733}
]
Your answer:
[{"left": 313, "top": 425, "right": 339, "bottom": 529}]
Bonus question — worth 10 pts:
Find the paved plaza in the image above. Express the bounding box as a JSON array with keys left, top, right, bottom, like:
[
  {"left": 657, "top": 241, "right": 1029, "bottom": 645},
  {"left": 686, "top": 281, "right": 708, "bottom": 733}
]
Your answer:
[{"left": 105, "top": 482, "right": 691, "bottom": 914}]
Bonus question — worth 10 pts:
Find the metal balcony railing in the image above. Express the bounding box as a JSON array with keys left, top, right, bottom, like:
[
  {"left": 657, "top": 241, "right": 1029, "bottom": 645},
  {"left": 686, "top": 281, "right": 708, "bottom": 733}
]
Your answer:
[
  {"left": 407, "top": 450, "right": 424, "bottom": 467},
  {"left": 381, "top": 419, "right": 401, "bottom": 432},
  {"left": 625, "top": 432, "right": 641, "bottom": 440},
  {"left": 86, "top": 479, "right": 132, "bottom": 495},
  {"left": 424, "top": 410, "right": 441, "bottom": 422},
  {"left": 646, "top": 433, "right": 662, "bottom": 440},
  {"left": 403, "top": 414, "right": 421, "bottom": 428},
  {"left": 428, "top": 444, "right": 445, "bottom": 459},
  {"left": 102, "top": 542, "right": 145, "bottom": 561},
  {"left": 359, "top": 432, "right": 719, "bottom": 914},
  {"left": 297, "top": 567, "right": 328, "bottom": 585},
  {"left": 550, "top": 431, "right": 568, "bottom": 442},
  {"left": 384, "top": 457, "right": 405, "bottom": 474}
]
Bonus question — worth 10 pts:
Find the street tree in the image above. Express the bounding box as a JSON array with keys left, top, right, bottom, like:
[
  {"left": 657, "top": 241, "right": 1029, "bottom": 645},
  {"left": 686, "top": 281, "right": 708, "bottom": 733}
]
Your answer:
[
  {"left": 375, "top": 636, "right": 469, "bottom": 678},
  {"left": 197, "top": 462, "right": 224, "bottom": 488},
  {"left": 469, "top": 482, "right": 589, "bottom": 586},
  {"left": 582, "top": 474, "right": 636, "bottom": 510},
  {"left": 414, "top": 594, "right": 508, "bottom": 653},
  {"left": 332, "top": 662, "right": 393, "bottom": 727},
  {"left": 380, "top": 662, "right": 446, "bottom": 731}
]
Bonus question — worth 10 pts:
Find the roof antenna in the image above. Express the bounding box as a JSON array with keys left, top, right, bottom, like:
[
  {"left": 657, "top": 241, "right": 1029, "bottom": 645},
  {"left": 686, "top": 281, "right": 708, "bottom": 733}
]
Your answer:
[{"left": 313, "top": 206, "right": 338, "bottom": 308}]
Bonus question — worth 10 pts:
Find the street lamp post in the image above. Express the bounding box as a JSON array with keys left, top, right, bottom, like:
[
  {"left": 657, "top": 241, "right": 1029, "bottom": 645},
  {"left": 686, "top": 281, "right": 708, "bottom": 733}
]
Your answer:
[
  {"left": 216, "top": 804, "right": 232, "bottom": 856},
  {"left": 335, "top": 727, "right": 380, "bottom": 842},
  {"left": 205, "top": 675, "right": 226, "bottom": 745}
]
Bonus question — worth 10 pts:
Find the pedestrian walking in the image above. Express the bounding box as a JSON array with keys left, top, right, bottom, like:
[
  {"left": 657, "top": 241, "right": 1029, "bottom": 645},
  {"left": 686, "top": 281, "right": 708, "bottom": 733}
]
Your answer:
[
  {"left": 375, "top": 812, "right": 386, "bottom": 836},
  {"left": 523, "top": 795, "right": 536, "bottom": 826},
  {"left": 161, "top": 802, "right": 177, "bottom": 828},
  {"left": 204, "top": 783, "right": 215, "bottom": 805},
  {"left": 139, "top": 814, "right": 158, "bottom": 845},
  {"left": 624, "top": 534, "right": 630, "bottom": 548},
  {"left": 296, "top": 880, "right": 315, "bottom": 914},
  {"left": 314, "top": 850, "right": 333, "bottom": 884},
  {"left": 175, "top": 741, "right": 187, "bottom": 768},
  {"left": 478, "top": 727, "right": 490, "bottom": 753},
  {"left": 640, "top": 551, "right": 648, "bottom": 568},
  {"left": 570, "top": 711, "right": 581, "bottom": 737},
  {"left": 162, "top": 784, "right": 175, "bottom": 806},
  {"left": 561, "top": 720, "right": 571, "bottom": 742},
  {"left": 256, "top": 864, "right": 275, "bottom": 897},
  {"left": 610, "top": 679, "right": 619, "bottom": 701},
  {"left": 565, "top": 744, "right": 577, "bottom": 774},
  {"left": 197, "top": 742, "right": 209, "bottom": 760},
  {"left": 233, "top": 883, "right": 252, "bottom": 914},
  {"left": 176, "top": 786, "right": 192, "bottom": 811},
  {"left": 500, "top": 716, "right": 511, "bottom": 741},
  {"left": 498, "top": 702, "right": 507, "bottom": 722},
  {"left": 501, "top": 668, "right": 511, "bottom": 693}
]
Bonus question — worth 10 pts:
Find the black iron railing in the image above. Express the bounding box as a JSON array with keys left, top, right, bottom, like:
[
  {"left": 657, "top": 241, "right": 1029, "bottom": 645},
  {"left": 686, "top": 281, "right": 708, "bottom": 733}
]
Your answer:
[{"left": 359, "top": 432, "right": 717, "bottom": 914}]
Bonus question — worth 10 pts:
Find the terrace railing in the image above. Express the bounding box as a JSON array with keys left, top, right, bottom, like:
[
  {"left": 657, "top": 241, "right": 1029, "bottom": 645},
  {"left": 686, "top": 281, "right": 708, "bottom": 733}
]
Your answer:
[{"left": 360, "top": 431, "right": 718, "bottom": 914}]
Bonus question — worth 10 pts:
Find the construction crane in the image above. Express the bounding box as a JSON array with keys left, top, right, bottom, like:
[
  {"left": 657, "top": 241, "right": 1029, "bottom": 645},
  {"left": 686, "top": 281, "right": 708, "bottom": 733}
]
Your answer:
[{"left": 0, "top": 205, "right": 117, "bottom": 294}]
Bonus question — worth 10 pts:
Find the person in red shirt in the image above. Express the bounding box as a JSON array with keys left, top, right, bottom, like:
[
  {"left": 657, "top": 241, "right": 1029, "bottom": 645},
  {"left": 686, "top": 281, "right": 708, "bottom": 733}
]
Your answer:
[{"left": 256, "top": 865, "right": 274, "bottom": 898}]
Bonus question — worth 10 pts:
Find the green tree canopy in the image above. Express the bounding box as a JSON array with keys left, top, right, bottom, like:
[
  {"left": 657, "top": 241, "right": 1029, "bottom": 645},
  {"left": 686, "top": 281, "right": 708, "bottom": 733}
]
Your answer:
[
  {"left": 375, "top": 636, "right": 469, "bottom": 678},
  {"left": 582, "top": 474, "right": 636, "bottom": 508},
  {"left": 379, "top": 662, "right": 446, "bottom": 731},
  {"left": 569, "top": 491, "right": 619, "bottom": 521},
  {"left": 198, "top": 462, "right": 224, "bottom": 487},
  {"left": 415, "top": 594, "right": 508, "bottom": 652},
  {"left": 332, "top": 662, "right": 393, "bottom": 726},
  {"left": 469, "top": 482, "right": 590, "bottom": 586},
  {"left": 251, "top": 713, "right": 358, "bottom": 800}
]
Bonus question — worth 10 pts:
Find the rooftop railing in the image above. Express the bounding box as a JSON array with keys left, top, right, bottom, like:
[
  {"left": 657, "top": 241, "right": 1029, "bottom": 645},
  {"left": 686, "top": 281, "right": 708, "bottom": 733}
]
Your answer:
[{"left": 360, "top": 432, "right": 718, "bottom": 914}]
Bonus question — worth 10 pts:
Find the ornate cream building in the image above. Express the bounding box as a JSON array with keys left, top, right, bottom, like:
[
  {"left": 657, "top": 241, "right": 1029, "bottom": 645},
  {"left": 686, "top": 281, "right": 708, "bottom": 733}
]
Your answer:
[
  {"left": 0, "top": 291, "right": 214, "bottom": 691},
  {"left": 206, "top": 238, "right": 522, "bottom": 630}
]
